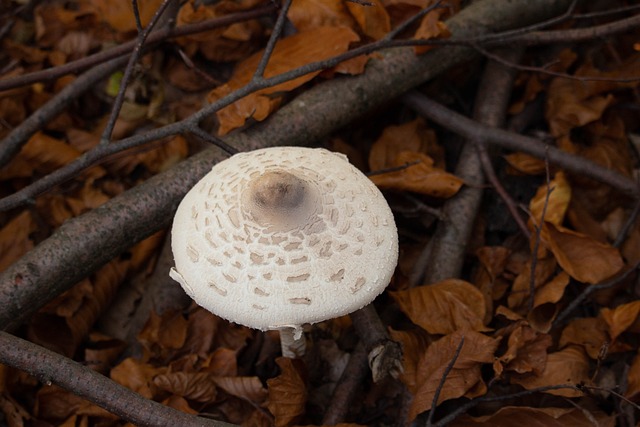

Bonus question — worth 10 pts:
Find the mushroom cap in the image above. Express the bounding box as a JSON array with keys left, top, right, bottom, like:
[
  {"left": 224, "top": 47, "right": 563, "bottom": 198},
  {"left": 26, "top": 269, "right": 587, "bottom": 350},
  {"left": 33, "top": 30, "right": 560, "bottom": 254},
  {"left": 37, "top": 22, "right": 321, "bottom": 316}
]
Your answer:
[{"left": 170, "top": 146, "right": 398, "bottom": 331}]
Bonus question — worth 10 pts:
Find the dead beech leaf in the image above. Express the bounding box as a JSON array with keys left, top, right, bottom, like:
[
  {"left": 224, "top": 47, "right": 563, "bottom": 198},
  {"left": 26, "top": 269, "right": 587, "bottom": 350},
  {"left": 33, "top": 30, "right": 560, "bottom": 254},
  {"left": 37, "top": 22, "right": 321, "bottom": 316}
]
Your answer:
[
  {"left": 449, "top": 405, "right": 615, "bottom": 427},
  {"left": 138, "top": 310, "right": 189, "bottom": 357},
  {"left": 543, "top": 222, "right": 624, "bottom": 284},
  {"left": 507, "top": 256, "right": 557, "bottom": 312},
  {"left": 391, "top": 279, "right": 489, "bottom": 334},
  {"left": 91, "top": 0, "right": 164, "bottom": 33},
  {"left": 0, "top": 132, "right": 80, "bottom": 179},
  {"left": 626, "top": 353, "right": 640, "bottom": 400},
  {"left": 510, "top": 345, "right": 589, "bottom": 397},
  {"left": 389, "top": 327, "right": 433, "bottom": 392},
  {"left": 369, "top": 118, "right": 443, "bottom": 171},
  {"left": 153, "top": 372, "right": 217, "bottom": 403},
  {"left": 494, "top": 322, "right": 551, "bottom": 376},
  {"left": 529, "top": 171, "right": 571, "bottom": 227},
  {"left": 504, "top": 152, "right": 547, "bottom": 175},
  {"left": 213, "top": 376, "right": 268, "bottom": 404},
  {"left": 559, "top": 317, "right": 609, "bottom": 359},
  {"left": 474, "top": 246, "right": 511, "bottom": 323},
  {"left": 209, "top": 26, "right": 360, "bottom": 135},
  {"left": 287, "top": 0, "right": 355, "bottom": 31},
  {"left": 528, "top": 272, "right": 570, "bottom": 332},
  {"left": 413, "top": 12, "right": 450, "bottom": 54},
  {"left": 0, "top": 211, "right": 36, "bottom": 273},
  {"left": 110, "top": 357, "right": 166, "bottom": 399},
  {"left": 35, "top": 385, "right": 115, "bottom": 421},
  {"left": 266, "top": 358, "right": 307, "bottom": 427},
  {"left": 369, "top": 151, "right": 464, "bottom": 198},
  {"left": 346, "top": 0, "right": 391, "bottom": 40},
  {"left": 407, "top": 330, "right": 499, "bottom": 421},
  {"left": 601, "top": 300, "right": 640, "bottom": 342}
]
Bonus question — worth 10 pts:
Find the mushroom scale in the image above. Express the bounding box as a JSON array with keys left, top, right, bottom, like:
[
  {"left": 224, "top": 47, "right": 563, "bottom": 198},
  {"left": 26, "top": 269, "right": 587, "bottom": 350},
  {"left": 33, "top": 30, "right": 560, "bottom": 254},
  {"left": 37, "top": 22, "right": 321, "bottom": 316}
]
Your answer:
[{"left": 170, "top": 146, "right": 398, "bottom": 331}]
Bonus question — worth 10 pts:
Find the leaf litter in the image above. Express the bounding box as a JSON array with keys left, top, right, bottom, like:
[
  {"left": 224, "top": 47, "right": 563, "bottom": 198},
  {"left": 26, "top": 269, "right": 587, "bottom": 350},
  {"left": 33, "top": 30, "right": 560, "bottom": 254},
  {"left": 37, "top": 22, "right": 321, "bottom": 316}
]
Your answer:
[{"left": 0, "top": 0, "right": 640, "bottom": 426}]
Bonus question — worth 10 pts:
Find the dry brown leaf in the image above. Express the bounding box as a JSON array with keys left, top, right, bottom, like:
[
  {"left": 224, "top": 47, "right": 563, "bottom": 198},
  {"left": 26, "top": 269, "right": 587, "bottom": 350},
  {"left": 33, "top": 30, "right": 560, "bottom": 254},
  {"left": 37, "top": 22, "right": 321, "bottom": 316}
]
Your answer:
[
  {"left": 407, "top": 330, "right": 499, "bottom": 420},
  {"left": 528, "top": 272, "right": 570, "bottom": 332},
  {"left": 346, "top": 0, "right": 390, "bottom": 40},
  {"left": 413, "top": 9, "right": 450, "bottom": 54},
  {"left": 507, "top": 256, "right": 557, "bottom": 312},
  {"left": 110, "top": 357, "right": 166, "bottom": 399},
  {"left": 287, "top": 0, "right": 355, "bottom": 31},
  {"left": 35, "top": 385, "right": 114, "bottom": 423},
  {"left": 391, "top": 279, "right": 489, "bottom": 334},
  {"left": 208, "top": 26, "right": 360, "bottom": 135},
  {"left": 0, "top": 211, "right": 36, "bottom": 273},
  {"left": 0, "top": 132, "right": 80, "bottom": 179},
  {"left": 510, "top": 345, "right": 589, "bottom": 397},
  {"left": 504, "top": 152, "right": 547, "bottom": 175},
  {"left": 473, "top": 246, "right": 512, "bottom": 323},
  {"left": 559, "top": 316, "right": 609, "bottom": 359},
  {"left": 162, "top": 395, "right": 198, "bottom": 414},
  {"left": 546, "top": 58, "right": 639, "bottom": 138},
  {"left": 266, "top": 358, "right": 307, "bottom": 427},
  {"left": 389, "top": 327, "right": 433, "bottom": 392},
  {"left": 543, "top": 222, "right": 624, "bottom": 284},
  {"left": 494, "top": 322, "right": 551, "bottom": 377},
  {"left": 83, "top": 332, "right": 127, "bottom": 375},
  {"left": 449, "top": 405, "right": 615, "bottom": 426},
  {"left": 213, "top": 376, "right": 268, "bottom": 404},
  {"left": 370, "top": 151, "right": 464, "bottom": 198},
  {"left": 529, "top": 171, "right": 571, "bottom": 227},
  {"left": 369, "top": 118, "right": 443, "bottom": 170},
  {"left": 27, "top": 260, "right": 128, "bottom": 357},
  {"left": 90, "top": 0, "right": 164, "bottom": 33},
  {"left": 601, "top": 300, "right": 640, "bottom": 342},
  {"left": 626, "top": 352, "right": 640, "bottom": 400},
  {"left": 153, "top": 372, "right": 217, "bottom": 403},
  {"left": 138, "top": 310, "right": 189, "bottom": 357}
]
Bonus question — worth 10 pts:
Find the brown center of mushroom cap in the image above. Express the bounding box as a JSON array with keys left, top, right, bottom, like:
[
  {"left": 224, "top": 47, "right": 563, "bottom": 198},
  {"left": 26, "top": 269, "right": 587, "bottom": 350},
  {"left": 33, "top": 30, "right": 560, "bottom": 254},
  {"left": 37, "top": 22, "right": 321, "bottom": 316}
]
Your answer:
[{"left": 243, "top": 170, "right": 318, "bottom": 231}]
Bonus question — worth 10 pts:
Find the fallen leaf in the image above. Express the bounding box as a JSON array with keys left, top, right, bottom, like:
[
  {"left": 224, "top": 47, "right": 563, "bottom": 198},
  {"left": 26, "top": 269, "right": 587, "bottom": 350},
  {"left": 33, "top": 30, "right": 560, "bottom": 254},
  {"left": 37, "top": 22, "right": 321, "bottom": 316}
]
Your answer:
[
  {"left": 504, "top": 152, "right": 547, "bottom": 175},
  {"left": 0, "top": 211, "right": 36, "bottom": 273},
  {"left": 528, "top": 272, "right": 570, "bottom": 332},
  {"left": 370, "top": 151, "right": 464, "bottom": 198},
  {"left": 543, "top": 222, "right": 624, "bottom": 284},
  {"left": 626, "top": 352, "right": 640, "bottom": 400},
  {"left": 90, "top": 0, "right": 164, "bottom": 33},
  {"left": 559, "top": 316, "right": 609, "bottom": 359},
  {"left": 529, "top": 171, "right": 571, "bottom": 227},
  {"left": 266, "top": 358, "right": 308, "bottom": 427},
  {"left": 34, "top": 385, "right": 115, "bottom": 422},
  {"left": 494, "top": 322, "right": 551, "bottom": 377},
  {"left": 507, "top": 256, "right": 557, "bottom": 312},
  {"left": 449, "top": 406, "right": 615, "bottom": 426},
  {"left": 346, "top": 0, "right": 391, "bottom": 40},
  {"left": 153, "top": 372, "right": 217, "bottom": 403},
  {"left": 601, "top": 300, "right": 640, "bottom": 342},
  {"left": 369, "top": 118, "right": 444, "bottom": 171},
  {"left": 391, "top": 279, "right": 489, "bottom": 334},
  {"left": 407, "top": 330, "right": 499, "bottom": 420},
  {"left": 213, "top": 376, "right": 268, "bottom": 404},
  {"left": 209, "top": 26, "right": 360, "bottom": 135},
  {"left": 287, "top": 0, "right": 355, "bottom": 31},
  {"left": 110, "top": 357, "right": 166, "bottom": 399},
  {"left": 510, "top": 345, "right": 589, "bottom": 397},
  {"left": 389, "top": 327, "right": 433, "bottom": 392}
]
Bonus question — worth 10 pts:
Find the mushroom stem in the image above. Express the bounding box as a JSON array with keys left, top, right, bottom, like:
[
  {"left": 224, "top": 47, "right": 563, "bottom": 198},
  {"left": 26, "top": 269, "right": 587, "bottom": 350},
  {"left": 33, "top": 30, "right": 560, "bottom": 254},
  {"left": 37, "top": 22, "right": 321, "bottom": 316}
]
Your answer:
[{"left": 279, "top": 327, "right": 306, "bottom": 358}]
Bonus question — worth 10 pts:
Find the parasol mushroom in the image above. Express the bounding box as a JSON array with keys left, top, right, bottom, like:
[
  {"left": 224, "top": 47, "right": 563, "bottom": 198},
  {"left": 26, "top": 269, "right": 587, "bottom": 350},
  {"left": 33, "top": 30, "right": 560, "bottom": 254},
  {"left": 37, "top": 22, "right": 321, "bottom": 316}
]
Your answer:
[{"left": 170, "top": 146, "right": 398, "bottom": 357}]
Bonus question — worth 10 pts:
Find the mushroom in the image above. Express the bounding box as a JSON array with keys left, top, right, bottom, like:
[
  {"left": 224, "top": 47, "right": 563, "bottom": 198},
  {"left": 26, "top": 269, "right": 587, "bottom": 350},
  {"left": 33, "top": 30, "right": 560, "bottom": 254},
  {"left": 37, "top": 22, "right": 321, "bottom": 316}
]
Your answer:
[{"left": 170, "top": 146, "right": 398, "bottom": 357}]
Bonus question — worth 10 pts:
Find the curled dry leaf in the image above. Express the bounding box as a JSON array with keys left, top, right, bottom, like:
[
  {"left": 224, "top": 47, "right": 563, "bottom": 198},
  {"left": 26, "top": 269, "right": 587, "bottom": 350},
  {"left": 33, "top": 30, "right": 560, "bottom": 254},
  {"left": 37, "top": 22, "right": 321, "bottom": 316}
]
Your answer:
[
  {"left": 529, "top": 171, "right": 571, "bottom": 227},
  {"left": 559, "top": 317, "right": 610, "bottom": 359},
  {"left": 346, "top": 0, "right": 391, "bottom": 40},
  {"left": 391, "top": 279, "right": 489, "bottom": 335},
  {"left": 369, "top": 118, "right": 444, "bottom": 171},
  {"left": 625, "top": 353, "right": 640, "bottom": 400},
  {"left": 153, "top": 372, "right": 217, "bottom": 403},
  {"left": 542, "top": 222, "right": 624, "bottom": 285},
  {"left": 369, "top": 151, "right": 464, "bottom": 198},
  {"left": 138, "top": 310, "right": 189, "bottom": 358},
  {"left": 407, "top": 330, "right": 499, "bottom": 421},
  {"left": 208, "top": 26, "right": 360, "bottom": 135},
  {"left": 213, "top": 376, "right": 268, "bottom": 405},
  {"left": 0, "top": 211, "right": 36, "bottom": 273},
  {"left": 510, "top": 345, "right": 589, "bottom": 398},
  {"left": 34, "top": 385, "right": 115, "bottom": 422},
  {"left": 91, "top": 0, "right": 164, "bottom": 33},
  {"left": 507, "top": 255, "right": 556, "bottom": 312},
  {"left": 528, "top": 271, "right": 570, "bottom": 332},
  {"left": 110, "top": 357, "right": 166, "bottom": 399},
  {"left": 287, "top": 0, "right": 356, "bottom": 31},
  {"left": 504, "top": 152, "right": 547, "bottom": 175},
  {"left": 473, "top": 246, "right": 512, "bottom": 323},
  {"left": 601, "top": 300, "right": 640, "bottom": 343},
  {"left": 449, "top": 405, "right": 615, "bottom": 427},
  {"left": 266, "top": 358, "right": 308, "bottom": 427},
  {"left": 389, "top": 327, "right": 432, "bottom": 392},
  {"left": 494, "top": 322, "right": 551, "bottom": 377}
]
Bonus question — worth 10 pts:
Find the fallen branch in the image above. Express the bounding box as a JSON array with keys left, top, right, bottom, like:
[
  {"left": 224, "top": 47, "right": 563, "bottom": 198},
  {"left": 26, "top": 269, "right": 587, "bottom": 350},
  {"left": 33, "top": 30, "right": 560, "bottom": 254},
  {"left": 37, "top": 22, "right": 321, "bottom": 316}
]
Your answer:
[{"left": 0, "top": 331, "right": 237, "bottom": 427}]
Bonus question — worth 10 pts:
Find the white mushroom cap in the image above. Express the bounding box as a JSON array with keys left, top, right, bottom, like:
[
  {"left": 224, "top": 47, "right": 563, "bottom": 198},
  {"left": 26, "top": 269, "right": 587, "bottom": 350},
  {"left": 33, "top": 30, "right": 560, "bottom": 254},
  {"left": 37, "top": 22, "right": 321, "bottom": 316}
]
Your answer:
[{"left": 170, "top": 146, "right": 398, "bottom": 332}]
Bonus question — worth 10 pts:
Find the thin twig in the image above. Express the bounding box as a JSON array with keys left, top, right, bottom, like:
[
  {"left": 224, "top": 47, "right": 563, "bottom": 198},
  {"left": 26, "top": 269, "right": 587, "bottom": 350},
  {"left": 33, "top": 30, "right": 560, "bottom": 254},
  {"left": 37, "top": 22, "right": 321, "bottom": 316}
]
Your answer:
[
  {"left": 188, "top": 125, "right": 238, "bottom": 156},
  {"left": 528, "top": 148, "right": 552, "bottom": 312},
  {"left": 426, "top": 336, "right": 464, "bottom": 427},
  {"left": 101, "top": 0, "right": 174, "bottom": 144},
  {"left": 553, "top": 260, "right": 640, "bottom": 327},
  {"left": 253, "top": 0, "right": 293, "bottom": 80}
]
